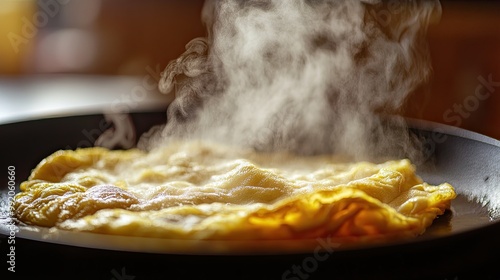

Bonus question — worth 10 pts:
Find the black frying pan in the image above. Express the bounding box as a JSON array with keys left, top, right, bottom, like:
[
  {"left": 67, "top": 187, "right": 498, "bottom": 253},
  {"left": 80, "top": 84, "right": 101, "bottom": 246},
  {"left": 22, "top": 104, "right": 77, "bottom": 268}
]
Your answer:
[{"left": 1, "top": 112, "right": 499, "bottom": 280}]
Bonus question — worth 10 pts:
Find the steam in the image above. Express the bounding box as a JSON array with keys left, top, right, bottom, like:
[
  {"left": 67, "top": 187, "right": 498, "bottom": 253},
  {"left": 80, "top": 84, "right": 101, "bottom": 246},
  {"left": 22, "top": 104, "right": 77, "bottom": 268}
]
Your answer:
[{"left": 139, "top": 0, "right": 441, "bottom": 160}]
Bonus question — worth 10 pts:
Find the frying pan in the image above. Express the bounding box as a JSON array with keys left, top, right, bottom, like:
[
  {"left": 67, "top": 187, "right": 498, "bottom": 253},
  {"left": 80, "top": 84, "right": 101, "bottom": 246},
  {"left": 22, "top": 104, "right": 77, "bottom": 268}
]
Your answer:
[{"left": 1, "top": 111, "right": 499, "bottom": 280}]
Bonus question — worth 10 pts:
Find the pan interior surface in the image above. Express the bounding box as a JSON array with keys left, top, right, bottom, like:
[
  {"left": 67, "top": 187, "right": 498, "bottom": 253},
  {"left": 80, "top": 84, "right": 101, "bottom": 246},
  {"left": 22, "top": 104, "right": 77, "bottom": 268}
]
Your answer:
[
  {"left": 412, "top": 120, "right": 500, "bottom": 223},
  {"left": 1, "top": 113, "right": 499, "bottom": 255}
]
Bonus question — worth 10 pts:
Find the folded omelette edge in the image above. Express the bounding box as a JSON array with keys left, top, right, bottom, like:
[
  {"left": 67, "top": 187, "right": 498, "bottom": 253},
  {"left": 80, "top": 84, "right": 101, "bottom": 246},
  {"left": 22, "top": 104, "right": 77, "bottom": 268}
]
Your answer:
[{"left": 13, "top": 141, "right": 456, "bottom": 241}]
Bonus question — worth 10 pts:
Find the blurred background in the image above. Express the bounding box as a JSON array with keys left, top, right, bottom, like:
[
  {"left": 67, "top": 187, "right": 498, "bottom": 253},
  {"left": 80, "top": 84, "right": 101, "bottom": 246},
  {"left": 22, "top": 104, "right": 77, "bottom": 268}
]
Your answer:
[{"left": 0, "top": 0, "right": 499, "bottom": 139}]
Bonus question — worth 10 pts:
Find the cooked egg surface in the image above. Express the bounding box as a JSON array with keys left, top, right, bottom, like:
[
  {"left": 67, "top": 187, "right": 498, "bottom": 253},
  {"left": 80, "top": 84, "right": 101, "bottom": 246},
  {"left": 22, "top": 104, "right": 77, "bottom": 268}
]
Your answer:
[{"left": 14, "top": 141, "right": 456, "bottom": 241}]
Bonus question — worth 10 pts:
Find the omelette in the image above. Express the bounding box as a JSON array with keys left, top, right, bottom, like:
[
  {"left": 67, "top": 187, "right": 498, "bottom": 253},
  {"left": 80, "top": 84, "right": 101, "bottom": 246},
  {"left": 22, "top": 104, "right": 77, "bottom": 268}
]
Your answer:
[{"left": 13, "top": 141, "right": 455, "bottom": 241}]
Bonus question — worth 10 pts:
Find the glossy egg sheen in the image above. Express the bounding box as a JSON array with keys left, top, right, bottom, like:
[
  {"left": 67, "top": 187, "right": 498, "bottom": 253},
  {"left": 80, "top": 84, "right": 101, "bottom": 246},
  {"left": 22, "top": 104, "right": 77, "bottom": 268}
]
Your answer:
[{"left": 14, "top": 141, "right": 456, "bottom": 242}]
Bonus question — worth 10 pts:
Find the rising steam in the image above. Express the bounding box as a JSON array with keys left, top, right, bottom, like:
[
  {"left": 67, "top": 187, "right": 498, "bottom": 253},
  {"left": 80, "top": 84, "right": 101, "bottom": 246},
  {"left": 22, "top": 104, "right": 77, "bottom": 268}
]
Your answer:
[{"left": 138, "top": 0, "right": 441, "bottom": 160}]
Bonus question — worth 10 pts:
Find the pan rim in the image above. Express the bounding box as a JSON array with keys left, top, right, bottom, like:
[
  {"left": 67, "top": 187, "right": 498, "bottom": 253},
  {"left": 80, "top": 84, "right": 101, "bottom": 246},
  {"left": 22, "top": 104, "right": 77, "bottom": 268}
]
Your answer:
[
  {"left": 1, "top": 112, "right": 499, "bottom": 255},
  {"left": 406, "top": 117, "right": 500, "bottom": 148}
]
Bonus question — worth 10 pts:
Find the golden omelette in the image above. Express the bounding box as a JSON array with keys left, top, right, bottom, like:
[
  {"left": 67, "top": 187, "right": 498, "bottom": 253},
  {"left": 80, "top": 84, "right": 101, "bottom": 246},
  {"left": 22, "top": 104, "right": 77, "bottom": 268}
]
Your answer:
[{"left": 14, "top": 141, "right": 455, "bottom": 242}]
